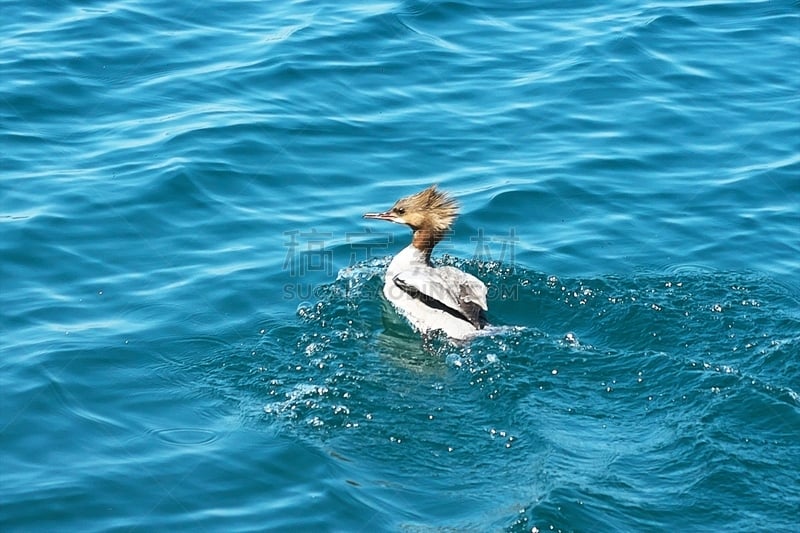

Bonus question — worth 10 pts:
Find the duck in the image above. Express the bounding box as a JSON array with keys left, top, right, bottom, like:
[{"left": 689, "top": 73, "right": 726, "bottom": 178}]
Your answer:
[{"left": 363, "top": 185, "right": 488, "bottom": 339}]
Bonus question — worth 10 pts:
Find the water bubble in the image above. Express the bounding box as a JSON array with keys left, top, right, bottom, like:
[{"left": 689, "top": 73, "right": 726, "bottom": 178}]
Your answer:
[{"left": 446, "top": 353, "right": 463, "bottom": 367}]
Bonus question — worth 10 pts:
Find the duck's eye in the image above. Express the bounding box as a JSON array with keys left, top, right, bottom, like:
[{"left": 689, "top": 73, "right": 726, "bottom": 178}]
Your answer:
[{"left": 395, "top": 207, "right": 406, "bottom": 215}]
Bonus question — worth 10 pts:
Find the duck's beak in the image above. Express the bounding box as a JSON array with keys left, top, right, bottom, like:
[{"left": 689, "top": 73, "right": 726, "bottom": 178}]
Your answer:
[{"left": 363, "top": 210, "right": 397, "bottom": 222}]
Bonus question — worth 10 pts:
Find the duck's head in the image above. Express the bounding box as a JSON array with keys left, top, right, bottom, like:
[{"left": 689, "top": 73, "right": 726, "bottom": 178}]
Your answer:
[{"left": 363, "top": 185, "right": 458, "bottom": 233}]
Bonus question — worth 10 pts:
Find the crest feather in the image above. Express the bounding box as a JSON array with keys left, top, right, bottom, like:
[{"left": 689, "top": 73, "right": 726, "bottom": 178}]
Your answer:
[{"left": 405, "top": 185, "right": 458, "bottom": 232}]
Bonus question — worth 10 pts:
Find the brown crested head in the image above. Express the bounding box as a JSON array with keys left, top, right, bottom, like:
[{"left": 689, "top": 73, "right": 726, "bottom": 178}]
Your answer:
[
  {"left": 389, "top": 185, "right": 459, "bottom": 232},
  {"left": 363, "top": 185, "right": 459, "bottom": 253}
]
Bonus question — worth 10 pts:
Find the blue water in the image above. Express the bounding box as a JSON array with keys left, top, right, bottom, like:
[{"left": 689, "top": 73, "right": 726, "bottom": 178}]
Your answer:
[{"left": 2, "top": 0, "right": 799, "bottom": 531}]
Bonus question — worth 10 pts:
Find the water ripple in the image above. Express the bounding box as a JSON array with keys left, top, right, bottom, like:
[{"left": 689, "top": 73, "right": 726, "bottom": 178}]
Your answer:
[{"left": 2, "top": 0, "right": 798, "bottom": 530}]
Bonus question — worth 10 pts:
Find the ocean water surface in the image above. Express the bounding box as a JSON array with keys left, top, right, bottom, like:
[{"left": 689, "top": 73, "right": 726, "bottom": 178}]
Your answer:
[{"left": 2, "top": 0, "right": 799, "bottom": 531}]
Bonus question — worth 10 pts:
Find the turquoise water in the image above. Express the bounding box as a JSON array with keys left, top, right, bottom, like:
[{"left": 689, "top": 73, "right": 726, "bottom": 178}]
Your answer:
[{"left": 3, "top": 0, "right": 799, "bottom": 530}]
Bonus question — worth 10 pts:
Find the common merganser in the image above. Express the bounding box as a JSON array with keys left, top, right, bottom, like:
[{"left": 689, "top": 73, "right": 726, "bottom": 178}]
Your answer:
[{"left": 363, "top": 185, "right": 488, "bottom": 340}]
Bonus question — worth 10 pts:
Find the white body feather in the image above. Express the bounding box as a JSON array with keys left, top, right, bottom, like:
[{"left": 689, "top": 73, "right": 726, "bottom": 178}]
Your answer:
[{"left": 383, "top": 245, "right": 487, "bottom": 340}]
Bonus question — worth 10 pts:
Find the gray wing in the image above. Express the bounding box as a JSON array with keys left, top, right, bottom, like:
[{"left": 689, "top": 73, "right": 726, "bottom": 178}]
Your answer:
[{"left": 392, "top": 266, "right": 488, "bottom": 328}]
